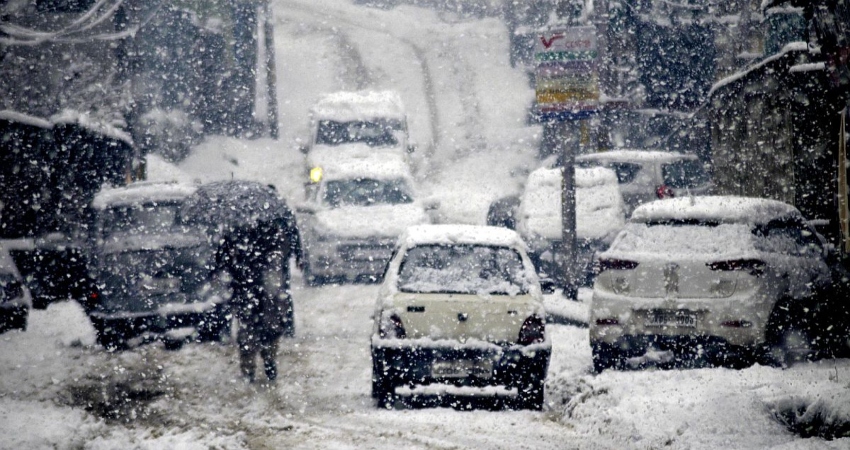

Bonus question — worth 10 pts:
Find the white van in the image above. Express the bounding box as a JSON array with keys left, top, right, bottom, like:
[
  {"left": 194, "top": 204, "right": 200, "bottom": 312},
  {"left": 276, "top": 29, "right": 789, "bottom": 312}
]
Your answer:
[
  {"left": 515, "top": 167, "right": 626, "bottom": 291},
  {"left": 303, "top": 91, "right": 414, "bottom": 176}
]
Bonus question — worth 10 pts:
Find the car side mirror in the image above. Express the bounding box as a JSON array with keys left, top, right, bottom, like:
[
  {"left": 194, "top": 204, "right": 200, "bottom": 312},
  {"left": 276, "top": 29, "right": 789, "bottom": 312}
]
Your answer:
[
  {"left": 299, "top": 144, "right": 309, "bottom": 155},
  {"left": 407, "top": 143, "right": 416, "bottom": 154},
  {"left": 422, "top": 196, "right": 440, "bottom": 211}
]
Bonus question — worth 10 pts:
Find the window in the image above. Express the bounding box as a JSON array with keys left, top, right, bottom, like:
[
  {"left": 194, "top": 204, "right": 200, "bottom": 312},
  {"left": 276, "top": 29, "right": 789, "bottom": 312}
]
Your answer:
[
  {"left": 322, "top": 178, "right": 413, "bottom": 207},
  {"left": 398, "top": 244, "right": 529, "bottom": 295},
  {"left": 662, "top": 159, "right": 710, "bottom": 189},
  {"left": 315, "top": 120, "right": 401, "bottom": 147}
]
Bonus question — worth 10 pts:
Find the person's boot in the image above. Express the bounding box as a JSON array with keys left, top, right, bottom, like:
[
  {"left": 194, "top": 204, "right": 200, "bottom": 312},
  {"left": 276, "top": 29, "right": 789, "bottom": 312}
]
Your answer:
[{"left": 264, "top": 358, "right": 277, "bottom": 382}]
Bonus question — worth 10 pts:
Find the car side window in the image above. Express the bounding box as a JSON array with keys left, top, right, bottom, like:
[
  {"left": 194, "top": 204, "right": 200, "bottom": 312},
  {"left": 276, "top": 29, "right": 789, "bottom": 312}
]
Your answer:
[
  {"left": 661, "top": 159, "right": 709, "bottom": 189},
  {"left": 607, "top": 162, "right": 642, "bottom": 184},
  {"left": 754, "top": 218, "right": 821, "bottom": 257}
]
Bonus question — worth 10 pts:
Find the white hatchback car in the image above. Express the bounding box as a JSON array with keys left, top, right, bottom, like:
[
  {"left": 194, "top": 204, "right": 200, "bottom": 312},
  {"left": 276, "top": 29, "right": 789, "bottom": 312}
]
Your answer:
[
  {"left": 370, "top": 225, "right": 550, "bottom": 409},
  {"left": 589, "top": 196, "right": 833, "bottom": 372}
]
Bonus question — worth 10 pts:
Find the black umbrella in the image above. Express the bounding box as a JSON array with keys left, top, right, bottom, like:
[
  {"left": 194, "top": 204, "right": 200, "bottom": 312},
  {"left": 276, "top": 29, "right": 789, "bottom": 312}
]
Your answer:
[{"left": 180, "top": 180, "right": 290, "bottom": 235}]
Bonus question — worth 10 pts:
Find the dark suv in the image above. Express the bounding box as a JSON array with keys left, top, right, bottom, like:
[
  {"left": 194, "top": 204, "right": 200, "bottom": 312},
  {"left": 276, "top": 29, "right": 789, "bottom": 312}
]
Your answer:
[{"left": 85, "top": 182, "right": 229, "bottom": 349}]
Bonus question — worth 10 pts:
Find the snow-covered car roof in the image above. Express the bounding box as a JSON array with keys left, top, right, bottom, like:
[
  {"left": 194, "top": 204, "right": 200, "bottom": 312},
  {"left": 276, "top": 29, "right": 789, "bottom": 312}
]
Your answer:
[
  {"left": 400, "top": 224, "right": 528, "bottom": 250},
  {"left": 319, "top": 152, "right": 413, "bottom": 182},
  {"left": 92, "top": 181, "right": 197, "bottom": 210},
  {"left": 575, "top": 149, "right": 698, "bottom": 164},
  {"left": 629, "top": 196, "right": 803, "bottom": 225},
  {"left": 310, "top": 90, "right": 406, "bottom": 122}
]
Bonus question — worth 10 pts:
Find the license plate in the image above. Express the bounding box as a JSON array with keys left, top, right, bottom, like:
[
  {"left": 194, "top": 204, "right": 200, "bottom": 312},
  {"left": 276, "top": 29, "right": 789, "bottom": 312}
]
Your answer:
[
  {"left": 431, "top": 359, "right": 493, "bottom": 379},
  {"left": 645, "top": 310, "right": 696, "bottom": 328}
]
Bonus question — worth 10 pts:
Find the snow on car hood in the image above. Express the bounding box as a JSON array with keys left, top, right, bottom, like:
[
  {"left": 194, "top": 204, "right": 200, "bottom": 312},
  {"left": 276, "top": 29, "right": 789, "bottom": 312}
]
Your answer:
[
  {"left": 307, "top": 143, "right": 406, "bottom": 171},
  {"left": 312, "top": 203, "right": 428, "bottom": 239}
]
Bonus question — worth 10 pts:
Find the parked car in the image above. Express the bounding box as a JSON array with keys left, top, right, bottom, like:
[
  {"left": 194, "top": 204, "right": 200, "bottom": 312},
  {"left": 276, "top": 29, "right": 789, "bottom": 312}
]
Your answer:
[
  {"left": 301, "top": 90, "right": 416, "bottom": 176},
  {"left": 574, "top": 150, "right": 712, "bottom": 215},
  {"left": 85, "top": 181, "right": 229, "bottom": 350},
  {"left": 7, "top": 233, "right": 93, "bottom": 310},
  {"left": 590, "top": 196, "right": 835, "bottom": 372},
  {"left": 489, "top": 166, "right": 626, "bottom": 292},
  {"left": 0, "top": 241, "right": 31, "bottom": 333},
  {"left": 370, "top": 224, "right": 550, "bottom": 410},
  {"left": 298, "top": 154, "right": 430, "bottom": 285}
]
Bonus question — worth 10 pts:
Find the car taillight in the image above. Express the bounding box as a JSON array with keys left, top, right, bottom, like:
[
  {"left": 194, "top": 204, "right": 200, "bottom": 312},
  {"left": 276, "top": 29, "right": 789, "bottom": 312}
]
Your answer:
[
  {"left": 707, "top": 259, "right": 765, "bottom": 277},
  {"left": 656, "top": 184, "right": 675, "bottom": 199},
  {"left": 596, "top": 258, "right": 639, "bottom": 274},
  {"left": 518, "top": 315, "right": 545, "bottom": 345},
  {"left": 378, "top": 312, "right": 406, "bottom": 339}
]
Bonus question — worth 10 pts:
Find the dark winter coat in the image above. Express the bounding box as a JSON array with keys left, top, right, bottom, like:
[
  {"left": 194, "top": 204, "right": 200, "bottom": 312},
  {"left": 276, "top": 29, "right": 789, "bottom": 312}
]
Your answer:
[{"left": 214, "top": 208, "right": 302, "bottom": 341}]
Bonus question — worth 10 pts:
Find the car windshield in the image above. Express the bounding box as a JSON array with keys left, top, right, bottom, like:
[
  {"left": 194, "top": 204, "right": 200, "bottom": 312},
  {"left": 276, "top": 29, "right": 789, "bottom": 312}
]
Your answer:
[
  {"left": 397, "top": 244, "right": 529, "bottom": 295},
  {"left": 322, "top": 178, "right": 413, "bottom": 207},
  {"left": 662, "top": 159, "right": 710, "bottom": 188},
  {"left": 613, "top": 222, "right": 753, "bottom": 256},
  {"left": 99, "top": 203, "right": 181, "bottom": 238},
  {"left": 315, "top": 119, "right": 402, "bottom": 147}
]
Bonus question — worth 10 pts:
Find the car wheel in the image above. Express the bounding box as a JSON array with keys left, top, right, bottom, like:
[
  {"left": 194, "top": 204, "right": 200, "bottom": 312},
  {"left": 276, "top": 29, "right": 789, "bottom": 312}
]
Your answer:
[
  {"left": 763, "top": 302, "right": 814, "bottom": 367},
  {"left": 371, "top": 355, "right": 397, "bottom": 408},
  {"left": 516, "top": 373, "right": 545, "bottom": 410},
  {"left": 591, "top": 341, "right": 620, "bottom": 373},
  {"left": 197, "top": 305, "right": 229, "bottom": 342},
  {"left": 93, "top": 320, "right": 128, "bottom": 351}
]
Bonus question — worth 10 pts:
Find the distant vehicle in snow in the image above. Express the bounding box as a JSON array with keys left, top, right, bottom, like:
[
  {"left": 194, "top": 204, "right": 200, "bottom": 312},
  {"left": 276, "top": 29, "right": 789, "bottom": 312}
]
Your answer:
[
  {"left": 370, "top": 224, "right": 550, "bottom": 410},
  {"left": 301, "top": 90, "right": 416, "bottom": 177},
  {"left": 0, "top": 241, "right": 31, "bottom": 333},
  {"left": 85, "top": 181, "right": 230, "bottom": 350},
  {"left": 488, "top": 166, "right": 626, "bottom": 292},
  {"left": 297, "top": 154, "right": 430, "bottom": 285},
  {"left": 573, "top": 150, "right": 713, "bottom": 215},
  {"left": 590, "top": 196, "right": 836, "bottom": 372}
]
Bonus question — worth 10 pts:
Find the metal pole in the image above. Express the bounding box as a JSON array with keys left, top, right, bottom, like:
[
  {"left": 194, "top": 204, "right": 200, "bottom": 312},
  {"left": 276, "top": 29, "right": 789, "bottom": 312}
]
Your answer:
[
  {"left": 561, "top": 120, "right": 578, "bottom": 299},
  {"left": 263, "top": 0, "right": 279, "bottom": 140}
]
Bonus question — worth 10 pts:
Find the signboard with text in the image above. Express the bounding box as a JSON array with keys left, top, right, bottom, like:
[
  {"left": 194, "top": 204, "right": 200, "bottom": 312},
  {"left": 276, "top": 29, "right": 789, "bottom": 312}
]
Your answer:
[{"left": 533, "top": 26, "right": 599, "bottom": 121}]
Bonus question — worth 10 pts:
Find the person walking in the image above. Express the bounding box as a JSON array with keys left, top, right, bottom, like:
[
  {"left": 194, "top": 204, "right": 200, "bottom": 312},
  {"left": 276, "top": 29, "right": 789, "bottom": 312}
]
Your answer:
[{"left": 214, "top": 205, "right": 302, "bottom": 384}]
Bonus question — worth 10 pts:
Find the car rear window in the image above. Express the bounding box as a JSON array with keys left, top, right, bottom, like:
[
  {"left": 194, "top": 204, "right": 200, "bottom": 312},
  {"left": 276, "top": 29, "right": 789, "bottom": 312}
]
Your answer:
[
  {"left": 397, "top": 244, "right": 529, "bottom": 295},
  {"left": 661, "top": 159, "right": 709, "bottom": 188},
  {"left": 611, "top": 222, "right": 753, "bottom": 256}
]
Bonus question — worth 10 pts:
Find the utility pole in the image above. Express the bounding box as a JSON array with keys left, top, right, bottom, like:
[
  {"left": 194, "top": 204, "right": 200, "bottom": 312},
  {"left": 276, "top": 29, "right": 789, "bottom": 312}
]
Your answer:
[{"left": 263, "top": 0, "right": 279, "bottom": 140}]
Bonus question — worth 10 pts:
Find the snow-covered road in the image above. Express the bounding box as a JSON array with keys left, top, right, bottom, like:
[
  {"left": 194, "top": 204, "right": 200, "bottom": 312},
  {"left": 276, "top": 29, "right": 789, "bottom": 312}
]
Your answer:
[{"left": 2, "top": 0, "right": 849, "bottom": 448}]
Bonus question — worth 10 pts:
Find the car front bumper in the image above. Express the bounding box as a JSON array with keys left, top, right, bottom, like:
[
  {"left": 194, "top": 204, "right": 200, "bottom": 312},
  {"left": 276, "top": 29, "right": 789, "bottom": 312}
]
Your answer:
[{"left": 89, "top": 298, "right": 225, "bottom": 340}]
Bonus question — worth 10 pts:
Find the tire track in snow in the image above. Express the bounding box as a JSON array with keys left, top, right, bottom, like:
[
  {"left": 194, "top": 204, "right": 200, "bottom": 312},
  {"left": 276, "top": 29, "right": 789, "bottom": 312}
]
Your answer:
[{"left": 275, "top": 0, "right": 441, "bottom": 161}]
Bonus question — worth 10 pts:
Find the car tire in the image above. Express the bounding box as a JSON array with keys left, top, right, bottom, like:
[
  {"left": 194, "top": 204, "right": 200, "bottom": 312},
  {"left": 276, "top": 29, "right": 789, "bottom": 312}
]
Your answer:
[
  {"left": 516, "top": 373, "right": 545, "bottom": 410},
  {"left": 197, "top": 305, "right": 229, "bottom": 342},
  {"left": 93, "top": 319, "right": 128, "bottom": 351},
  {"left": 591, "top": 341, "right": 620, "bottom": 373},
  {"left": 371, "top": 356, "right": 397, "bottom": 408},
  {"left": 763, "top": 300, "right": 814, "bottom": 367}
]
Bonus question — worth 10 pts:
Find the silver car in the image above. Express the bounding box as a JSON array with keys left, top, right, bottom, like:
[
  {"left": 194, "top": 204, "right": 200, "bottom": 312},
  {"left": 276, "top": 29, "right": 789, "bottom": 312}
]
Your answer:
[
  {"left": 589, "top": 196, "right": 835, "bottom": 372},
  {"left": 576, "top": 150, "right": 712, "bottom": 215}
]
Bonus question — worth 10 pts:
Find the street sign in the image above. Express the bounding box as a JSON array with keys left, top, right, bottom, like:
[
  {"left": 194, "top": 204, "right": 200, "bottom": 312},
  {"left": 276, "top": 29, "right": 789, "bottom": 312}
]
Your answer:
[{"left": 533, "top": 26, "right": 599, "bottom": 122}]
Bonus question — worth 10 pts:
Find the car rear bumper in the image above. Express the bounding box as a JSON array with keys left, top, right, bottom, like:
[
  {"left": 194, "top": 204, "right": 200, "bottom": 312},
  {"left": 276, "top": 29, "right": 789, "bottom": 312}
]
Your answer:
[
  {"left": 90, "top": 300, "right": 224, "bottom": 339},
  {"left": 307, "top": 239, "right": 394, "bottom": 280},
  {"left": 371, "top": 342, "right": 550, "bottom": 389},
  {"left": 589, "top": 291, "right": 772, "bottom": 347}
]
